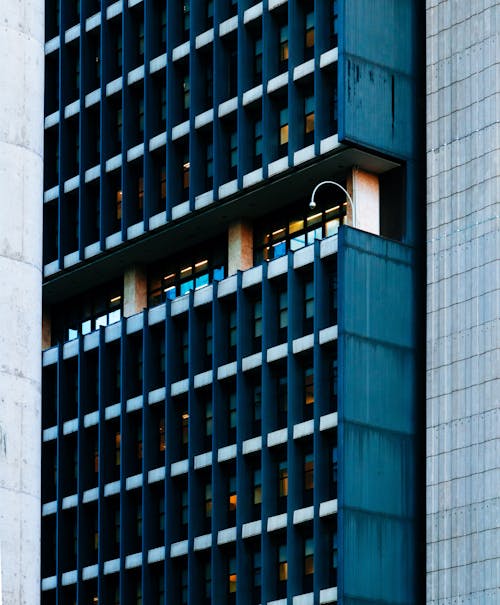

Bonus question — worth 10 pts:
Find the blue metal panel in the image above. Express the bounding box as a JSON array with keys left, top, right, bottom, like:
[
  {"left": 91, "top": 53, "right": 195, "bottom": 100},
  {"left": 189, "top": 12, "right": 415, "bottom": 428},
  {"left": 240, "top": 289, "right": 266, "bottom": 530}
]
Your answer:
[
  {"left": 337, "top": 226, "right": 418, "bottom": 605},
  {"left": 338, "top": 0, "right": 419, "bottom": 161}
]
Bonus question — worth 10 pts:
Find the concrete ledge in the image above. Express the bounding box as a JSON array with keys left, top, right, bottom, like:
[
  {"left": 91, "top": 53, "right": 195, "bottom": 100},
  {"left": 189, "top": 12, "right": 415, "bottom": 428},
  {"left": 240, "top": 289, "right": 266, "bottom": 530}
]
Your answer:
[
  {"left": 242, "top": 85, "right": 263, "bottom": 106},
  {"left": 319, "top": 412, "right": 338, "bottom": 431},
  {"left": 194, "top": 285, "right": 213, "bottom": 306},
  {"left": 217, "top": 361, "right": 237, "bottom": 380},
  {"left": 268, "top": 428, "right": 287, "bottom": 448},
  {"left": 172, "top": 40, "right": 190, "bottom": 61},
  {"left": 242, "top": 520, "right": 262, "bottom": 538},
  {"left": 148, "top": 546, "right": 165, "bottom": 564},
  {"left": 65, "top": 24, "right": 80, "bottom": 44},
  {"left": 293, "top": 144, "right": 315, "bottom": 166},
  {"left": 45, "top": 36, "right": 59, "bottom": 54},
  {"left": 242, "top": 265, "right": 262, "bottom": 288},
  {"left": 128, "top": 65, "right": 144, "bottom": 86},
  {"left": 126, "top": 394, "right": 143, "bottom": 412},
  {"left": 293, "top": 59, "right": 314, "bottom": 81},
  {"left": 148, "top": 466, "right": 165, "bottom": 484},
  {"left": 218, "top": 97, "right": 238, "bottom": 118},
  {"left": 319, "top": 587, "right": 338, "bottom": 603},
  {"left": 127, "top": 142, "right": 144, "bottom": 162},
  {"left": 320, "top": 47, "right": 338, "bottom": 68},
  {"left": 83, "top": 488, "right": 98, "bottom": 503},
  {"left": 319, "top": 499, "right": 337, "bottom": 517},
  {"left": 86, "top": 13, "right": 101, "bottom": 32},
  {"left": 104, "top": 481, "right": 120, "bottom": 497},
  {"left": 194, "top": 534, "right": 212, "bottom": 550},
  {"left": 194, "top": 451, "right": 212, "bottom": 469},
  {"left": 268, "top": 155, "right": 289, "bottom": 177},
  {"left": 62, "top": 494, "right": 78, "bottom": 510},
  {"left": 217, "top": 527, "right": 237, "bottom": 545},
  {"left": 244, "top": 2, "right": 263, "bottom": 23},
  {"left": 106, "top": 1, "right": 122, "bottom": 20},
  {"left": 195, "top": 28, "right": 214, "bottom": 49},
  {"left": 85, "top": 88, "right": 101, "bottom": 107},
  {"left": 292, "top": 333, "right": 314, "bottom": 354},
  {"left": 44, "top": 110, "right": 59, "bottom": 129},
  {"left": 63, "top": 418, "right": 78, "bottom": 435},
  {"left": 170, "top": 540, "right": 188, "bottom": 558},
  {"left": 82, "top": 564, "right": 98, "bottom": 580},
  {"left": 105, "top": 154, "right": 122, "bottom": 172},
  {"left": 171, "top": 200, "right": 190, "bottom": 220},
  {"left": 41, "top": 577, "right": 57, "bottom": 591},
  {"left": 320, "top": 134, "right": 340, "bottom": 155},
  {"left": 126, "top": 473, "right": 142, "bottom": 490},
  {"left": 125, "top": 553, "right": 142, "bottom": 569},
  {"left": 171, "top": 459, "right": 189, "bottom": 477},
  {"left": 293, "top": 593, "right": 314, "bottom": 605},
  {"left": 106, "top": 76, "right": 122, "bottom": 97},
  {"left": 219, "top": 15, "right": 238, "bottom": 37},
  {"left": 103, "top": 558, "right": 120, "bottom": 575},
  {"left": 218, "top": 444, "right": 237, "bottom": 462},
  {"left": 85, "top": 164, "right": 100, "bottom": 182},
  {"left": 268, "top": 255, "right": 288, "bottom": 278},
  {"left": 319, "top": 325, "right": 338, "bottom": 345},
  {"left": 267, "top": 72, "right": 288, "bottom": 94},
  {"left": 171, "top": 378, "right": 189, "bottom": 397},
  {"left": 293, "top": 243, "right": 314, "bottom": 268},
  {"left": 319, "top": 235, "right": 338, "bottom": 258},
  {"left": 148, "top": 386, "right": 166, "bottom": 405},
  {"left": 43, "top": 426, "right": 57, "bottom": 442},
  {"left": 150, "top": 53, "right": 167, "bottom": 73},
  {"left": 148, "top": 304, "right": 166, "bottom": 325},
  {"left": 84, "top": 411, "right": 99, "bottom": 427},
  {"left": 149, "top": 131, "right": 167, "bottom": 152},
  {"left": 293, "top": 419, "right": 314, "bottom": 440},
  {"left": 267, "top": 513, "right": 287, "bottom": 532},
  {"left": 195, "top": 190, "right": 214, "bottom": 210},
  {"left": 242, "top": 436, "right": 262, "bottom": 455},
  {"left": 243, "top": 167, "right": 263, "bottom": 188},
  {"left": 267, "top": 343, "right": 287, "bottom": 363},
  {"left": 194, "top": 370, "right": 213, "bottom": 389},
  {"left": 171, "top": 295, "right": 189, "bottom": 316},
  {"left": 242, "top": 352, "right": 262, "bottom": 372},
  {"left": 61, "top": 570, "right": 77, "bottom": 586},
  {"left": 219, "top": 179, "right": 238, "bottom": 198},
  {"left": 293, "top": 506, "right": 314, "bottom": 525},
  {"left": 172, "top": 120, "right": 189, "bottom": 140},
  {"left": 42, "top": 501, "right": 57, "bottom": 516},
  {"left": 105, "top": 402, "right": 121, "bottom": 420}
]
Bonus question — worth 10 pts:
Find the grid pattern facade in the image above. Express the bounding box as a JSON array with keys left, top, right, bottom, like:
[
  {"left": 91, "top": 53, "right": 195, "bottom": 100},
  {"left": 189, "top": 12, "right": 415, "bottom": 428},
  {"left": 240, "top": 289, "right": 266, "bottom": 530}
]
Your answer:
[
  {"left": 42, "top": 240, "right": 339, "bottom": 605},
  {"left": 43, "top": 0, "right": 339, "bottom": 276}
]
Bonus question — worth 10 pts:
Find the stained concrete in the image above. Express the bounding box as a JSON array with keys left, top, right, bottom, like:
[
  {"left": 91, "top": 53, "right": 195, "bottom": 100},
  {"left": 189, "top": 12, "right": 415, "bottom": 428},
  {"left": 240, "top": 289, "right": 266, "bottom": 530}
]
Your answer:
[
  {"left": 0, "top": 2, "right": 44, "bottom": 604},
  {"left": 426, "top": 2, "right": 500, "bottom": 603}
]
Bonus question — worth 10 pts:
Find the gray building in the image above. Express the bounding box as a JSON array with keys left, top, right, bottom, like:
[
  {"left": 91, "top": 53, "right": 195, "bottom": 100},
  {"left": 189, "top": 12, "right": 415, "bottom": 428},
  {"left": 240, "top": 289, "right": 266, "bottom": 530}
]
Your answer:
[{"left": 426, "top": 1, "right": 500, "bottom": 603}]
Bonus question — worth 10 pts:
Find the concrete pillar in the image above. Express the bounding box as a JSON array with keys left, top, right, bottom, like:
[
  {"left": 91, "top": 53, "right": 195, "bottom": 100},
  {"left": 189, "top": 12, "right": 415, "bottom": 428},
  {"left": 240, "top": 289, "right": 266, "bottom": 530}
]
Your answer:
[
  {"left": 347, "top": 168, "right": 380, "bottom": 235},
  {"left": 228, "top": 221, "right": 253, "bottom": 276},
  {"left": 426, "top": 2, "right": 500, "bottom": 602},
  {"left": 123, "top": 265, "right": 148, "bottom": 317},
  {"left": 0, "top": 2, "right": 44, "bottom": 605}
]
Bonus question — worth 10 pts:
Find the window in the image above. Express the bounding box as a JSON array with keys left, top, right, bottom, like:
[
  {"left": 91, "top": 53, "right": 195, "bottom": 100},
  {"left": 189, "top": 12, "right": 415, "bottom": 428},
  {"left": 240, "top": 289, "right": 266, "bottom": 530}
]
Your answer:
[
  {"left": 279, "top": 24, "right": 289, "bottom": 71},
  {"left": 277, "top": 373, "right": 287, "bottom": 428},
  {"left": 253, "top": 297, "right": 263, "bottom": 352},
  {"left": 229, "top": 391, "right": 237, "bottom": 441},
  {"left": 254, "top": 36, "right": 263, "bottom": 84},
  {"left": 205, "top": 481, "right": 213, "bottom": 519},
  {"left": 182, "top": 150, "right": 190, "bottom": 196},
  {"left": 254, "top": 198, "right": 346, "bottom": 263},
  {"left": 305, "top": 11, "right": 315, "bottom": 59},
  {"left": 254, "top": 118, "right": 263, "bottom": 167},
  {"left": 181, "top": 488, "right": 188, "bottom": 527},
  {"left": 304, "top": 366, "right": 314, "bottom": 419},
  {"left": 304, "top": 95, "right": 315, "bottom": 144},
  {"left": 228, "top": 557, "right": 237, "bottom": 594},
  {"left": 252, "top": 550, "right": 262, "bottom": 603},
  {"left": 183, "top": 0, "right": 190, "bottom": 39},
  {"left": 228, "top": 307, "right": 237, "bottom": 359},
  {"left": 205, "top": 141, "right": 213, "bottom": 190},
  {"left": 252, "top": 383, "right": 262, "bottom": 434},
  {"left": 229, "top": 128, "right": 238, "bottom": 179},
  {"left": 304, "top": 537, "right": 314, "bottom": 589},
  {"left": 279, "top": 106, "right": 289, "bottom": 154},
  {"left": 278, "top": 288, "right": 288, "bottom": 342},
  {"left": 278, "top": 543, "right": 287, "bottom": 596},
  {"left": 253, "top": 468, "right": 262, "bottom": 509},
  {"left": 278, "top": 460, "right": 288, "bottom": 498},
  {"left": 304, "top": 451, "right": 314, "bottom": 504},
  {"left": 304, "top": 278, "right": 314, "bottom": 333},
  {"left": 182, "top": 73, "right": 190, "bottom": 119},
  {"left": 228, "top": 467, "right": 237, "bottom": 522}
]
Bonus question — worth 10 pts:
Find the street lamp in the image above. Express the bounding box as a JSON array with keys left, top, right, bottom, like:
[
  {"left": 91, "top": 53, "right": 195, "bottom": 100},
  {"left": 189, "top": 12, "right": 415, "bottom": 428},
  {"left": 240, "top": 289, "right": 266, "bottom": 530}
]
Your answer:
[{"left": 309, "top": 180, "right": 356, "bottom": 227}]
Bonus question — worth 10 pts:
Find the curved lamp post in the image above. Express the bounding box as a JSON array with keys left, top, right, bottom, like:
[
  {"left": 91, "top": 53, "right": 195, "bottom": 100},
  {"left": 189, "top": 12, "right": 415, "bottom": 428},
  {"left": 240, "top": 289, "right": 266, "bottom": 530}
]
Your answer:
[{"left": 309, "top": 180, "right": 356, "bottom": 228}]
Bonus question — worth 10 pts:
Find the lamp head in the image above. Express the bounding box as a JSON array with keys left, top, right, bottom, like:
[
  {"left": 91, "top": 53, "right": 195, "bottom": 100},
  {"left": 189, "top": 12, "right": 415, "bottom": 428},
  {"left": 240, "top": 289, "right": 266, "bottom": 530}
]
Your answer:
[{"left": 309, "top": 198, "right": 317, "bottom": 210}]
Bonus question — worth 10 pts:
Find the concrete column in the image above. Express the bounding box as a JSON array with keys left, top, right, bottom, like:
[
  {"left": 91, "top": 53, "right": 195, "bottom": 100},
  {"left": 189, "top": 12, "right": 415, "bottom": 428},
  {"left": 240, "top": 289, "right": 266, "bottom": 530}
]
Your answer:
[
  {"left": 123, "top": 265, "right": 148, "bottom": 317},
  {"left": 0, "top": 2, "right": 44, "bottom": 605},
  {"left": 228, "top": 221, "right": 253, "bottom": 276},
  {"left": 426, "top": 2, "right": 500, "bottom": 603},
  {"left": 346, "top": 168, "right": 380, "bottom": 235}
]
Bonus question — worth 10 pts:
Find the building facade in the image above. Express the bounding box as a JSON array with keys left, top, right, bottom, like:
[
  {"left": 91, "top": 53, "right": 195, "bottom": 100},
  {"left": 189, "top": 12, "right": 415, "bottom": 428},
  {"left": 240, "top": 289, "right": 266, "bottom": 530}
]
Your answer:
[
  {"left": 426, "top": 1, "right": 500, "bottom": 603},
  {"left": 40, "top": 1, "right": 423, "bottom": 605}
]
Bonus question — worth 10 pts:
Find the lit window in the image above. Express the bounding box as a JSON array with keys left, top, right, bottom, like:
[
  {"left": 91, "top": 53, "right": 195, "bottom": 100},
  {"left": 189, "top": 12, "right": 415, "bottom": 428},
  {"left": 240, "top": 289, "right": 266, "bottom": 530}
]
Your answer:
[
  {"left": 229, "top": 558, "right": 237, "bottom": 593},
  {"left": 305, "top": 11, "right": 315, "bottom": 54},
  {"left": 304, "top": 538, "right": 314, "bottom": 575},
  {"left": 279, "top": 461, "right": 288, "bottom": 497},
  {"left": 182, "top": 411, "right": 189, "bottom": 446},
  {"left": 114, "top": 431, "right": 121, "bottom": 466},
  {"left": 279, "top": 107, "right": 289, "bottom": 147},
  {"left": 279, "top": 25, "right": 289, "bottom": 68},
  {"left": 305, "top": 96, "right": 315, "bottom": 138},
  {"left": 205, "top": 482, "right": 212, "bottom": 518},
  {"left": 254, "top": 37, "right": 263, "bottom": 83},
  {"left": 304, "top": 367, "right": 314, "bottom": 407},
  {"left": 279, "top": 544, "right": 287, "bottom": 581},
  {"left": 229, "top": 471, "right": 237, "bottom": 514}
]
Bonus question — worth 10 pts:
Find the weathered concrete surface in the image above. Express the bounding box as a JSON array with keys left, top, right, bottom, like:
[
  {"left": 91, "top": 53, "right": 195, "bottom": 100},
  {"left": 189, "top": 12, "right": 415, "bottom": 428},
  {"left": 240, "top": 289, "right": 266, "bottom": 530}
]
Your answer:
[
  {"left": 426, "top": 2, "right": 500, "bottom": 603},
  {"left": 228, "top": 221, "right": 253, "bottom": 276},
  {"left": 0, "top": 1, "right": 44, "bottom": 605},
  {"left": 123, "top": 264, "right": 147, "bottom": 317}
]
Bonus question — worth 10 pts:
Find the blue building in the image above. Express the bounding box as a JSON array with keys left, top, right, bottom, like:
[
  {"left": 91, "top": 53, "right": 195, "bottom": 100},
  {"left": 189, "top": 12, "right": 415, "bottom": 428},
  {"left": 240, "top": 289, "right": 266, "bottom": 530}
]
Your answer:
[{"left": 41, "top": 1, "right": 424, "bottom": 604}]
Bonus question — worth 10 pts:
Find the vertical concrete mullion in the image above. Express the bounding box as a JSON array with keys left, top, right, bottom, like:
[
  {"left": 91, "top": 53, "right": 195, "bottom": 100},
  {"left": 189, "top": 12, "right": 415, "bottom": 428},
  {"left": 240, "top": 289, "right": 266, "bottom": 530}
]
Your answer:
[
  {"left": 118, "top": 321, "right": 127, "bottom": 604},
  {"left": 96, "top": 329, "right": 106, "bottom": 605},
  {"left": 141, "top": 311, "right": 152, "bottom": 604}
]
